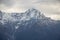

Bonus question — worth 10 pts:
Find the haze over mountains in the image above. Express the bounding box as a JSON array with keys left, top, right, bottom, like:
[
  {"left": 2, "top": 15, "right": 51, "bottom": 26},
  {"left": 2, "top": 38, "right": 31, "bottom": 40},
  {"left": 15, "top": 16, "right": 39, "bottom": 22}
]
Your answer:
[{"left": 0, "top": 8, "right": 60, "bottom": 40}]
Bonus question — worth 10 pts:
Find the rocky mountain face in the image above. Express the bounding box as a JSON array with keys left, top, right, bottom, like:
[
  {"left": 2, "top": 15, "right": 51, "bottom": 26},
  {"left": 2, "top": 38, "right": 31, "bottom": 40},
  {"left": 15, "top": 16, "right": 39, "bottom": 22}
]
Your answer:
[{"left": 0, "top": 8, "right": 60, "bottom": 40}]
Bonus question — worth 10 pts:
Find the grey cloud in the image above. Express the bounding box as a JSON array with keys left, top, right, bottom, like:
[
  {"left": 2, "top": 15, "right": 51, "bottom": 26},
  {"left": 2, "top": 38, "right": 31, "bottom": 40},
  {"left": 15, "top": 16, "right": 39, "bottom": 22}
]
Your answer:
[
  {"left": 0, "top": 0, "right": 14, "bottom": 6},
  {"left": 34, "top": 0, "right": 60, "bottom": 3},
  {"left": 0, "top": 0, "right": 60, "bottom": 6},
  {"left": 54, "top": 12, "right": 60, "bottom": 15},
  {"left": 58, "top": 0, "right": 60, "bottom": 1}
]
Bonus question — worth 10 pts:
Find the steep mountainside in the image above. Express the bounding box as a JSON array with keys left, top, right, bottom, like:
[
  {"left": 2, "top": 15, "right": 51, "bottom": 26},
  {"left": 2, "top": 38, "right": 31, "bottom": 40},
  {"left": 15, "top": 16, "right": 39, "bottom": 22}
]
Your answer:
[{"left": 0, "top": 8, "right": 60, "bottom": 40}]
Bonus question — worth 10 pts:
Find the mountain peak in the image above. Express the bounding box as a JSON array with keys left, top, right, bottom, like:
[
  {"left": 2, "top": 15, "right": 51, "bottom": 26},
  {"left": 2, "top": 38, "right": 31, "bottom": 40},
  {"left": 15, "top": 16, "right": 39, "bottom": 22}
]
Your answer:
[
  {"left": 26, "top": 8, "right": 40, "bottom": 13},
  {"left": 28, "top": 8, "right": 38, "bottom": 11},
  {"left": 25, "top": 8, "right": 45, "bottom": 19}
]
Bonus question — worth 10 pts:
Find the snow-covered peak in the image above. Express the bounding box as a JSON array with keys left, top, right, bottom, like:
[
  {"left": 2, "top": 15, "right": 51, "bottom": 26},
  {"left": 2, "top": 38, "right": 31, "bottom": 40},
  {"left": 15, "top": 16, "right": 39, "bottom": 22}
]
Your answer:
[
  {"left": 25, "top": 8, "right": 45, "bottom": 19},
  {"left": 0, "top": 8, "right": 58, "bottom": 26}
]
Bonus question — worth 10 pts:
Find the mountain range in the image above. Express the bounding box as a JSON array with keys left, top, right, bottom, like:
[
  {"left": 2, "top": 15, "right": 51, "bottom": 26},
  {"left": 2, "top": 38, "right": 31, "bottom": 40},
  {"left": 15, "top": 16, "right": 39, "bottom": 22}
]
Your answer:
[{"left": 0, "top": 8, "right": 60, "bottom": 40}]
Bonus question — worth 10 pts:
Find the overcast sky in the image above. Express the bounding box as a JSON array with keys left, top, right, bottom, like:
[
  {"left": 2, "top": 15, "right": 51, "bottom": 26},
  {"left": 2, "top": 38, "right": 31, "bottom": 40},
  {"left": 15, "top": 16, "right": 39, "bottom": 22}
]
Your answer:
[{"left": 0, "top": 0, "right": 60, "bottom": 20}]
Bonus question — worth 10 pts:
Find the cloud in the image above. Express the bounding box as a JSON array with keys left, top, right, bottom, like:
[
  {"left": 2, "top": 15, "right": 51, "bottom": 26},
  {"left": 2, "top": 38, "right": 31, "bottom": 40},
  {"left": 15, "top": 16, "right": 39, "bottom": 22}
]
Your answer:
[
  {"left": 34, "top": 0, "right": 60, "bottom": 3},
  {"left": 0, "top": 0, "right": 60, "bottom": 6},
  {"left": 0, "top": 0, "right": 14, "bottom": 6},
  {"left": 0, "top": 0, "right": 60, "bottom": 20}
]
